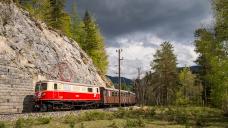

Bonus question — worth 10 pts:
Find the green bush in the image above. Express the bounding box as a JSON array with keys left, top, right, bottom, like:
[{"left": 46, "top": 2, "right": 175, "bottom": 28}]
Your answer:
[
  {"left": 114, "top": 109, "right": 129, "bottom": 118},
  {"left": 78, "top": 111, "right": 114, "bottom": 121},
  {"left": 195, "top": 115, "right": 207, "bottom": 127},
  {"left": 108, "top": 121, "right": 119, "bottom": 128},
  {"left": 64, "top": 115, "right": 77, "bottom": 128},
  {"left": 15, "top": 118, "right": 24, "bottom": 128},
  {"left": 80, "top": 123, "right": 85, "bottom": 128},
  {"left": 15, "top": 118, "right": 34, "bottom": 128},
  {"left": 64, "top": 115, "right": 77, "bottom": 124},
  {"left": 0, "top": 122, "right": 6, "bottom": 128},
  {"left": 124, "top": 118, "right": 145, "bottom": 128},
  {"left": 175, "top": 116, "right": 188, "bottom": 124},
  {"left": 69, "top": 122, "right": 75, "bottom": 128},
  {"left": 114, "top": 108, "right": 156, "bottom": 119},
  {"left": 36, "top": 117, "right": 51, "bottom": 124},
  {"left": 164, "top": 107, "right": 189, "bottom": 124}
]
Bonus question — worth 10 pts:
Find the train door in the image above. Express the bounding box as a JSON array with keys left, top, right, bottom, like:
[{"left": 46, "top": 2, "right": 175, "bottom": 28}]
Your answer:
[{"left": 54, "top": 83, "right": 59, "bottom": 99}]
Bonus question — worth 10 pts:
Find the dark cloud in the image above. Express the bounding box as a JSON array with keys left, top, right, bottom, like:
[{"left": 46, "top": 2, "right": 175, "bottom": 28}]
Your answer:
[{"left": 66, "top": 0, "right": 212, "bottom": 47}]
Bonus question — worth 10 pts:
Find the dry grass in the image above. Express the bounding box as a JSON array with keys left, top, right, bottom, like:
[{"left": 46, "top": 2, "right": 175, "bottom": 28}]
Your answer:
[{"left": 1, "top": 106, "right": 228, "bottom": 128}]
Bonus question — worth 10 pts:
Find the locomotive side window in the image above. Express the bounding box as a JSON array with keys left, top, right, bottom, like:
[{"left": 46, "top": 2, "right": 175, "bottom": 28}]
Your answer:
[
  {"left": 54, "top": 83, "right": 57, "bottom": 90},
  {"left": 64, "top": 84, "right": 71, "bottom": 91},
  {"left": 88, "top": 88, "right": 92, "bottom": 92},
  {"left": 96, "top": 88, "right": 99, "bottom": 93}
]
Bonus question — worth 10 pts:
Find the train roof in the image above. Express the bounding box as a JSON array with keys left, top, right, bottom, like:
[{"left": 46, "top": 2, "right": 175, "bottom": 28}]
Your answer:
[
  {"left": 36, "top": 80, "right": 99, "bottom": 87},
  {"left": 103, "top": 87, "right": 135, "bottom": 94}
]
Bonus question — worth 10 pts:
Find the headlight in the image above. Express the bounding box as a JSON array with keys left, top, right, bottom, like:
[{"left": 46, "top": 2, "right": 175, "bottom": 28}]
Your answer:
[{"left": 41, "top": 92, "right": 46, "bottom": 96}]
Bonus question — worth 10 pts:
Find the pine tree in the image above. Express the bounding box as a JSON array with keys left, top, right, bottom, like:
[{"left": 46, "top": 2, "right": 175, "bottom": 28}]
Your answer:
[
  {"left": 150, "top": 42, "right": 178, "bottom": 105},
  {"left": 81, "top": 11, "right": 108, "bottom": 75},
  {"left": 69, "top": 1, "right": 85, "bottom": 43},
  {"left": 49, "top": 0, "right": 65, "bottom": 29},
  {"left": 61, "top": 13, "right": 72, "bottom": 37}
]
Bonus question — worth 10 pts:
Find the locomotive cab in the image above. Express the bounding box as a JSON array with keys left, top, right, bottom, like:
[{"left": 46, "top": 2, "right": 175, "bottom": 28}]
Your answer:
[{"left": 34, "top": 82, "right": 48, "bottom": 100}]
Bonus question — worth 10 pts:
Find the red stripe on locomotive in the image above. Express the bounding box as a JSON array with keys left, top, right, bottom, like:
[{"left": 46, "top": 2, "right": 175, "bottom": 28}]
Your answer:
[{"left": 36, "top": 91, "right": 100, "bottom": 101}]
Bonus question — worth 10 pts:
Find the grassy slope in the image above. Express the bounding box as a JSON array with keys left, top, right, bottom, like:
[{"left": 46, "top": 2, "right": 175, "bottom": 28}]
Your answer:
[{"left": 1, "top": 106, "right": 228, "bottom": 128}]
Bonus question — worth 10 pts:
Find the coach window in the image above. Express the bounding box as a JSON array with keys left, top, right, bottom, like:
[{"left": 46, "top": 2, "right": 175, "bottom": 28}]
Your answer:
[
  {"left": 108, "top": 91, "right": 111, "bottom": 97},
  {"left": 88, "top": 88, "right": 93, "bottom": 92},
  {"left": 106, "top": 90, "right": 110, "bottom": 96},
  {"left": 112, "top": 91, "right": 115, "bottom": 96},
  {"left": 54, "top": 83, "right": 57, "bottom": 90}
]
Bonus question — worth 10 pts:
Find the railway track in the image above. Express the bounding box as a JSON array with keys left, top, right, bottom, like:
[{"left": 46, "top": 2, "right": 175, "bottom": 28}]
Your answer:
[{"left": 0, "top": 107, "right": 126, "bottom": 121}]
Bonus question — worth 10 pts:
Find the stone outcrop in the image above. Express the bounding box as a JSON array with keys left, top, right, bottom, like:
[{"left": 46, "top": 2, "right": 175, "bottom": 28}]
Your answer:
[{"left": 0, "top": 2, "right": 106, "bottom": 113}]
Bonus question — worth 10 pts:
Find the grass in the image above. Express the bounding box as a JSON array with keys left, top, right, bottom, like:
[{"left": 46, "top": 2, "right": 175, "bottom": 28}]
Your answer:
[{"left": 1, "top": 106, "right": 228, "bottom": 128}]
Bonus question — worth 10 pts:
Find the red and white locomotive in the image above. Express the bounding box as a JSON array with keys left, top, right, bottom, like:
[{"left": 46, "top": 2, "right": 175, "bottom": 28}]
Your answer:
[{"left": 34, "top": 80, "right": 136, "bottom": 111}]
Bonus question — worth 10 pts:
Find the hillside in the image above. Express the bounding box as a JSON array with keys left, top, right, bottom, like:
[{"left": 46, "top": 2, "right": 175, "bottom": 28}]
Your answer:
[
  {"left": 106, "top": 75, "right": 133, "bottom": 85},
  {"left": 0, "top": 2, "right": 106, "bottom": 113}
]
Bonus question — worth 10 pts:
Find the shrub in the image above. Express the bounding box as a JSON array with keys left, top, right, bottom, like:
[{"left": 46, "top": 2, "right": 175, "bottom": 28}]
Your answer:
[
  {"left": 80, "top": 123, "right": 85, "bottom": 128},
  {"left": 64, "top": 115, "right": 77, "bottom": 124},
  {"left": 114, "top": 108, "right": 155, "bottom": 119},
  {"left": 69, "top": 122, "right": 75, "bottom": 128},
  {"left": 108, "top": 121, "right": 119, "bottom": 128},
  {"left": 0, "top": 122, "right": 6, "bottom": 128},
  {"left": 15, "top": 118, "right": 24, "bottom": 128},
  {"left": 124, "top": 118, "right": 145, "bottom": 128},
  {"left": 175, "top": 116, "right": 188, "bottom": 124},
  {"left": 64, "top": 115, "right": 77, "bottom": 128},
  {"left": 36, "top": 117, "right": 51, "bottom": 124},
  {"left": 114, "top": 109, "right": 129, "bottom": 118},
  {"left": 195, "top": 116, "right": 207, "bottom": 127},
  {"left": 15, "top": 118, "right": 35, "bottom": 128},
  {"left": 78, "top": 111, "right": 114, "bottom": 121},
  {"left": 222, "top": 96, "right": 228, "bottom": 117}
]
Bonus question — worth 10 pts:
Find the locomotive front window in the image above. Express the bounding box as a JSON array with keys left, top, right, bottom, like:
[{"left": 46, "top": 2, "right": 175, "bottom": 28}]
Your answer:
[
  {"left": 40, "top": 83, "right": 47, "bottom": 91},
  {"left": 35, "top": 84, "right": 40, "bottom": 92}
]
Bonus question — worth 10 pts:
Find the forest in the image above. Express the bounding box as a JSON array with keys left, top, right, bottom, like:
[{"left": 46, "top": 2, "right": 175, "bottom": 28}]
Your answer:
[{"left": 135, "top": 0, "right": 228, "bottom": 114}]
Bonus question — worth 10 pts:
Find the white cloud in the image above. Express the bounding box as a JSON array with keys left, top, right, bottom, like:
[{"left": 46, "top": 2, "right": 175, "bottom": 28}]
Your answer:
[{"left": 106, "top": 33, "right": 198, "bottom": 79}]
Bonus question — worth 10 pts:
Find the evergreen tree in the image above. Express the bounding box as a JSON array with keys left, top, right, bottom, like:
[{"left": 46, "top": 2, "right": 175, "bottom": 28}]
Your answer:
[
  {"left": 69, "top": 1, "right": 85, "bottom": 44},
  {"left": 61, "top": 13, "right": 72, "bottom": 37},
  {"left": 49, "top": 0, "right": 65, "bottom": 29},
  {"left": 81, "top": 11, "right": 108, "bottom": 75},
  {"left": 150, "top": 42, "right": 178, "bottom": 105},
  {"left": 18, "top": 0, "right": 50, "bottom": 22}
]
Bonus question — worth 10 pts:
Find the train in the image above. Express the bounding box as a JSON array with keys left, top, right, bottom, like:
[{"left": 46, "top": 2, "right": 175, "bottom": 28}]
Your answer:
[{"left": 34, "top": 80, "right": 136, "bottom": 111}]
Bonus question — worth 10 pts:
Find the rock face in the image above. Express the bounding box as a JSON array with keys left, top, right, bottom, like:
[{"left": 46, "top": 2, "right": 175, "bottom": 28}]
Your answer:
[{"left": 0, "top": 2, "right": 106, "bottom": 113}]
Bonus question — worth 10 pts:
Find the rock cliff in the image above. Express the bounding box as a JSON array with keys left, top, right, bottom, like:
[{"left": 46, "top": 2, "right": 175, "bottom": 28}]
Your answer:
[{"left": 0, "top": 2, "right": 106, "bottom": 113}]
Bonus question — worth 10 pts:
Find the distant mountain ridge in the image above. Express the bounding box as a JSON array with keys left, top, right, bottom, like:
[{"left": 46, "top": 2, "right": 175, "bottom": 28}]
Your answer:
[{"left": 106, "top": 75, "right": 133, "bottom": 85}]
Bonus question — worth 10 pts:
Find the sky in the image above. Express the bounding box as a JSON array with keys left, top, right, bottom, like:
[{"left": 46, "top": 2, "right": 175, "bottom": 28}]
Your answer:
[{"left": 66, "top": 0, "right": 213, "bottom": 79}]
